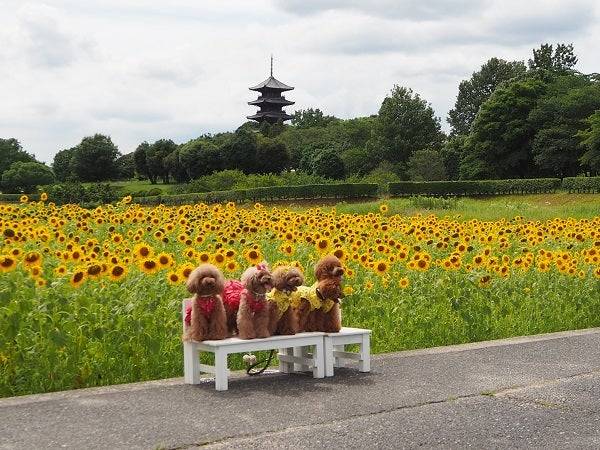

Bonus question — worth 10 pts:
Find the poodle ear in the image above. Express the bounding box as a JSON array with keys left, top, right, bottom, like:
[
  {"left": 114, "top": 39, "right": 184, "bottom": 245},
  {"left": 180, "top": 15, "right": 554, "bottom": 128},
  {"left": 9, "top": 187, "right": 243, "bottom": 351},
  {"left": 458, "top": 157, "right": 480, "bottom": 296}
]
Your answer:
[{"left": 186, "top": 269, "right": 200, "bottom": 294}]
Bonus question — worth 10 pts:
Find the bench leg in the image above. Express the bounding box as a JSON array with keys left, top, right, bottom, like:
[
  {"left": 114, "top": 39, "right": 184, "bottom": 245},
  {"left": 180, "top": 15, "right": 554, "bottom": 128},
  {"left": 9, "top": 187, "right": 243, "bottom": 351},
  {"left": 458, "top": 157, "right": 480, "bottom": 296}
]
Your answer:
[
  {"left": 359, "top": 334, "right": 371, "bottom": 373},
  {"left": 279, "top": 347, "right": 293, "bottom": 374},
  {"left": 313, "top": 341, "right": 325, "bottom": 379},
  {"left": 324, "top": 338, "right": 334, "bottom": 377},
  {"left": 334, "top": 344, "right": 345, "bottom": 369},
  {"left": 293, "top": 346, "right": 306, "bottom": 372},
  {"left": 183, "top": 342, "right": 200, "bottom": 384},
  {"left": 214, "top": 349, "right": 228, "bottom": 391}
]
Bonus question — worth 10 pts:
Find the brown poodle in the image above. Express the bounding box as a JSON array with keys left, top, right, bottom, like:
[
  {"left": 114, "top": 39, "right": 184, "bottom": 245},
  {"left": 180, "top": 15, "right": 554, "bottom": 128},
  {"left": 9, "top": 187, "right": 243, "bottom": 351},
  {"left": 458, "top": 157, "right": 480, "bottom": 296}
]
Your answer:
[
  {"left": 306, "top": 255, "right": 344, "bottom": 333},
  {"left": 267, "top": 266, "right": 304, "bottom": 335},
  {"left": 182, "top": 264, "right": 228, "bottom": 342},
  {"left": 223, "top": 263, "right": 273, "bottom": 339}
]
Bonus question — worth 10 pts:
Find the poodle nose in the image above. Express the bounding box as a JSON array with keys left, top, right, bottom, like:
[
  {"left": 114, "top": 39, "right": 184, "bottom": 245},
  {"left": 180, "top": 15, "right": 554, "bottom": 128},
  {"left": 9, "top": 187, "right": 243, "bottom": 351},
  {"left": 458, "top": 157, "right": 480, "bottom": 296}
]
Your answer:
[
  {"left": 289, "top": 276, "right": 302, "bottom": 287},
  {"left": 201, "top": 277, "right": 215, "bottom": 287},
  {"left": 333, "top": 267, "right": 344, "bottom": 277}
]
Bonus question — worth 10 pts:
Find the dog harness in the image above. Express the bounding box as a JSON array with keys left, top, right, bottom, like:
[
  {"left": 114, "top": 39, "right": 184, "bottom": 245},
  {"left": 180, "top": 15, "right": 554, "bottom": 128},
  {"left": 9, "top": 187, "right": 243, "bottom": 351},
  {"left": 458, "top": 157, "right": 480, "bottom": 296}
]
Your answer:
[
  {"left": 222, "top": 279, "right": 244, "bottom": 310},
  {"left": 267, "top": 288, "right": 300, "bottom": 319},
  {"left": 184, "top": 296, "right": 216, "bottom": 326},
  {"left": 244, "top": 290, "right": 266, "bottom": 313},
  {"left": 290, "top": 283, "right": 336, "bottom": 313}
]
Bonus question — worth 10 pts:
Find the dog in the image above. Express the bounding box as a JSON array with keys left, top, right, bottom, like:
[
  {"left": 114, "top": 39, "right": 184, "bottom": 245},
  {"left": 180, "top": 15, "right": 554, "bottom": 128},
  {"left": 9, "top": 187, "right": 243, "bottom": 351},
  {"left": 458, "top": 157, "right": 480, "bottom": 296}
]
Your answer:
[
  {"left": 267, "top": 266, "right": 304, "bottom": 335},
  {"left": 304, "top": 255, "right": 344, "bottom": 333},
  {"left": 222, "top": 263, "right": 273, "bottom": 339},
  {"left": 182, "top": 264, "right": 228, "bottom": 341}
]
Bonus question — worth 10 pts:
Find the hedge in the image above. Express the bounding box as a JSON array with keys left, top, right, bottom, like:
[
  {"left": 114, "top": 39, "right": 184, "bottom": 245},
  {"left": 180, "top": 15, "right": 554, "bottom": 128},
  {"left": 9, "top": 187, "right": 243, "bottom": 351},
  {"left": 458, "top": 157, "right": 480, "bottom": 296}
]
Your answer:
[
  {"left": 388, "top": 178, "right": 562, "bottom": 197},
  {"left": 562, "top": 177, "right": 600, "bottom": 193},
  {"left": 134, "top": 183, "right": 379, "bottom": 206}
]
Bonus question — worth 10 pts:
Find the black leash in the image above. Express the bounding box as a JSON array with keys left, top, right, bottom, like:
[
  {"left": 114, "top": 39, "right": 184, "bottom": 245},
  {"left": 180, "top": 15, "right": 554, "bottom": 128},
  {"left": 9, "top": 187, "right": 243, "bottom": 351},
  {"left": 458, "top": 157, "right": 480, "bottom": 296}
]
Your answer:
[{"left": 245, "top": 350, "right": 276, "bottom": 376}]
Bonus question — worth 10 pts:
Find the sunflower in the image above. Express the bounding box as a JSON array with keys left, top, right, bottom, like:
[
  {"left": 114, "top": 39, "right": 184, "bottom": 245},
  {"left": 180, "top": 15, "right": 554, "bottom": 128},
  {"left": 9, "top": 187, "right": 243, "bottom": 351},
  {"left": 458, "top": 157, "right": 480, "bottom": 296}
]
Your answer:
[
  {"left": 139, "top": 258, "right": 159, "bottom": 274},
  {"left": 197, "top": 251, "right": 211, "bottom": 264},
  {"left": 70, "top": 270, "right": 86, "bottom": 288},
  {"left": 178, "top": 263, "right": 196, "bottom": 280},
  {"left": 86, "top": 263, "right": 102, "bottom": 278},
  {"left": 478, "top": 275, "right": 491, "bottom": 288},
  {"left": 0, "top": 255, "right": 16, "bottom": 272},
  {"left": 36, "top": 278, "right": 47, "bottom": 287},
  {"left": 157, "top": 252, "right": 174, "bottom": 268},
  {"left": 167, "top": 271, "right": 181, "bottom": 285},
  {"left": 244, "top": 248, "right": 263, "bottom": 264},
  {"left": 213, "top": 252, "right": 226, "bottom": 266},
  {"left": 54, "top": 265, "right": 67, "bottom": 276},
  {"left": 373, "top": 260, "right": 389, "bottom": 276},
  {"left": 20, "top": 195, "right": 28, "bottom": 203},
  {"left": 398, "top": 277, "right": 409, "bottom": 289},
  {"left": 109, "top": 264, "right": 127, "bottom": 281},
  {"left": 315, "top": 238, "right": 331, "bottom": 253},
  {"left": 23, "top": 251, "right": 41, "bottom": 267},
  {"left": 343, "top": 286, "right": 354, "bottom": 296},
  {"left": 224, "top": 260, "right": 239, "bottom": 273},
  {"left": 133, "top": 243, "right": 153, "bottom": 259},
  {"left": 379, "top": 204, "right": 389, "bottom": 214},
  {"left": 40, "top": 192, "right": 48, "bottom": 201}
]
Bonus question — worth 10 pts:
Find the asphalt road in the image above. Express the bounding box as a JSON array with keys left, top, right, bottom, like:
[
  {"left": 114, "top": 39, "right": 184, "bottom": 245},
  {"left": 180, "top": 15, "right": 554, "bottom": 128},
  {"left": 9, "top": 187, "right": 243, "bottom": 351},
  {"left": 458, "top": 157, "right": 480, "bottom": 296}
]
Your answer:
[{"left": 1, "top": 328, "right": 599, "bottom": 450}]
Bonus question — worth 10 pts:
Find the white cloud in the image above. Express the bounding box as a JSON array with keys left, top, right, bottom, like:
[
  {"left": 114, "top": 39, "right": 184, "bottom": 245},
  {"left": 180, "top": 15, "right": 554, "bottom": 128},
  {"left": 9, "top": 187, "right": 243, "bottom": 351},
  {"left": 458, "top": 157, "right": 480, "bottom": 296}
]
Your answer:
[{"left": 0, "top": 0, "right": 598, "bottom": 162}]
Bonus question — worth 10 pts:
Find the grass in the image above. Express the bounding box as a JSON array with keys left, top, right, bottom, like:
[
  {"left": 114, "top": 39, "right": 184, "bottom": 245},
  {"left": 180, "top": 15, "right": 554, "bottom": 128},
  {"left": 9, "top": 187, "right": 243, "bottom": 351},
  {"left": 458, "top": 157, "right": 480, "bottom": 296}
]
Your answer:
[
  {"left": 332, "top": 193, "right": 600, "bottom": 220},
  {"left": 84, "top": 180, "right": 182, "bottom": 195}
]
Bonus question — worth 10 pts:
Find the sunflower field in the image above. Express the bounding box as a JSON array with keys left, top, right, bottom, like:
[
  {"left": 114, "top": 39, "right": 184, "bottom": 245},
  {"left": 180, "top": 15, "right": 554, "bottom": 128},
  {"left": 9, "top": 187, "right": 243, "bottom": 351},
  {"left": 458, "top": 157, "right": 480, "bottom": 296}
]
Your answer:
[{"left": 1, "top": 195, "right": 600, "bottom": 397}]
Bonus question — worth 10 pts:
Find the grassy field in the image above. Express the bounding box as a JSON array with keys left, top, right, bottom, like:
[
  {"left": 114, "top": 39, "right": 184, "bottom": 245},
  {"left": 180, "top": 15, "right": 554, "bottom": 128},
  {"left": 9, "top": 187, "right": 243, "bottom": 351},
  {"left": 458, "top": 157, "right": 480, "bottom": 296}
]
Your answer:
[{"left": 1, "top": 194, "right": 599, "bottom": 397}]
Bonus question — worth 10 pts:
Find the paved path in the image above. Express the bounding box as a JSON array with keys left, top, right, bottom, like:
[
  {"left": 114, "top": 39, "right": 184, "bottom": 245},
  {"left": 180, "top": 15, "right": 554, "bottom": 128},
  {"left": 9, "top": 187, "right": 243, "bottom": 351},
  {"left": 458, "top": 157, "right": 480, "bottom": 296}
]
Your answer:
[{"left": 2, "top": 328, "right": 600, "bottom": 449}]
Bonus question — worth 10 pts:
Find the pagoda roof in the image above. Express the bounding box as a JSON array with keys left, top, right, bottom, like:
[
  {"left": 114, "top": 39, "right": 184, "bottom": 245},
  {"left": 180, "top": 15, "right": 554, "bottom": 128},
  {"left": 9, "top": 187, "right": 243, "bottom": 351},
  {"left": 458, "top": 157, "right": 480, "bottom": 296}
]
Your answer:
[
  {"left": 247, "top": 111, "right": 294, "bottom": 121},
  {"left": 249, "top": 76, "right": 294, "bottom": 92},
  {"left": 248, "top": 97, "right": 295, "bottom": 106}
]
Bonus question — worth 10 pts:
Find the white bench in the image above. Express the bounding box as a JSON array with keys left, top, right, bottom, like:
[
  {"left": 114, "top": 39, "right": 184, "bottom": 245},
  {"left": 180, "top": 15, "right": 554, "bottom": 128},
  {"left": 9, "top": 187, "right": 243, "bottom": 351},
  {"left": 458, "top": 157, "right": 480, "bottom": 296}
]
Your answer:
[
  {"left": 323, "top": 327, "right": 371, "bottom": 377},
  {"left": 182, "top": 302, "right": 370, "bottom": 390},
  {"left": 182, "top": 301, "right": 325, "bottom": 390}
]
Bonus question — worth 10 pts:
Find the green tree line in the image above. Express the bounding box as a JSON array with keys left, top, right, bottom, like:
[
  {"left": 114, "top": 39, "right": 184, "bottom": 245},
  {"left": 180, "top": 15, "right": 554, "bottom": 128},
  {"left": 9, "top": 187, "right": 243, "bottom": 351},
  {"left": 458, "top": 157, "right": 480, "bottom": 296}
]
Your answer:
[{"left": 2, "top": 43, "right": 600, "bottom": 194}]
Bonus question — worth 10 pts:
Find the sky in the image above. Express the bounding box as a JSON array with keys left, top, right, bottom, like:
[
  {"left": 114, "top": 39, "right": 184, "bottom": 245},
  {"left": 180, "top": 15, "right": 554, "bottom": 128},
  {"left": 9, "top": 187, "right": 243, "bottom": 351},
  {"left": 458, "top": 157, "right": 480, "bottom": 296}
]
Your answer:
[{"left": 1, "top": 0, "right": 599, "bottom": 163}]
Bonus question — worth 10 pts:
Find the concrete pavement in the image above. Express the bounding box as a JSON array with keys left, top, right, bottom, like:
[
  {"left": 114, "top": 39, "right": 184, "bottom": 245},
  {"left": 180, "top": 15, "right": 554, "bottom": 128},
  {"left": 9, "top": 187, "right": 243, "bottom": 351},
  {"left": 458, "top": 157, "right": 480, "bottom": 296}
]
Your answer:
[{"left": 1, "top": 328, "right": 600, "bottom": 449}]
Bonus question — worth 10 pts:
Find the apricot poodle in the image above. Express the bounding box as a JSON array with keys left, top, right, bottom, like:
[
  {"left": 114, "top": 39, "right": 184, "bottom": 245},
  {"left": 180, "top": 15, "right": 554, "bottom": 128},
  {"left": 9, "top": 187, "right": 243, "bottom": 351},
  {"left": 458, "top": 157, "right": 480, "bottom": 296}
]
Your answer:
[
  {"left": 267, "top": 266, "right": 304, "bottom": 335},
  {"left": 182, "top": 263, "right": 228, "bottom": 342}
]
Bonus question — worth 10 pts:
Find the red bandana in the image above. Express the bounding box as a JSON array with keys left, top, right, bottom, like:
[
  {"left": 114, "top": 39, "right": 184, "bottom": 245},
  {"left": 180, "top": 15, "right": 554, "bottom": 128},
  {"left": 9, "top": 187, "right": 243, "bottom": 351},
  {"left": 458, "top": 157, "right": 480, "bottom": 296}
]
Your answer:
[
  {"left": 185, "top": 296, "right": 216, "bottom": 325},
  {"left": 245, "top": 290, "right": 265, "bottom": 313}
]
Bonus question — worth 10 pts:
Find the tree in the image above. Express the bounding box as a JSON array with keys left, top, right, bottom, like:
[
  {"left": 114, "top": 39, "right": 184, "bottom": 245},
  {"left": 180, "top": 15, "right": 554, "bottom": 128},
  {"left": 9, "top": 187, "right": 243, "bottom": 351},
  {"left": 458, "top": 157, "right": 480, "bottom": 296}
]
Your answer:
[
  {"left": 369, "top": 86, "right": 444, "bottom": 168},
  {"left": 460, "top": 77, "right": 547, "bottom": 179},
  {"left": 0, "top": 138, "right": 36, "bottom": 177},
  {"left": 133, "top": 142, "right": 152, "bottom": 181},
  {"left": 254, "top": 136, "right": 290, "bottom": 174},
  {"left": 440, "top": 135, "right": 466, "bottom": 180},
  {"left": 341, "top": 147, "right": 378, "bottom": 177},
  {"left": 292, "top": 108, "right": 339, "bottom": 128},
  {"left": 116, "top": 152, "right": 135, "bottom": 180},
  {"left": 163, "top": 148, "right": 190, "bottom": 183},
  {"left": 70, "top": 134, "right": 120, "bottom": 182},
  {"left": 220, "top": 129, "right": 258, "bottom": 174},
  {"left": 448, "top": 58, "right": 527, "bottom": 136},
  {"left": 1, "top": 161, "right": 55, "bottom": 193},
  {"left": 529, "top": 74, "right": 600, "bottom": 177},
  {"left": 406, "top": 149, "right": 447, "bottom": 181},
  {"left": 310, "top": 148, "right": 345, "bottom": 179},
  {"left": 179, "top": 139, "right": 222, "bottom": 179},
  {"left": 578, "top": 111, "right": 600, "bottom": 175},
  {"left": 146, "top": 139, "right": 177, "bottom": 184},
  {"left": 52, "top": 147, "right": 76, "bottom": 182},
  {"left": 528, "top": 43, "right": 578, "bottom": 72}
]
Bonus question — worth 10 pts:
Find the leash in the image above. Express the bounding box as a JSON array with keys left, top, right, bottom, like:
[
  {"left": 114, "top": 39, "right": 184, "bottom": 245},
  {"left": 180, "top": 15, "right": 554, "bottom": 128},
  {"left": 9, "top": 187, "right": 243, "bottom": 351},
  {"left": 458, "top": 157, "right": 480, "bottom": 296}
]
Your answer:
[{"left": 245, "top": 350, "right": 276, "bottom": 376}]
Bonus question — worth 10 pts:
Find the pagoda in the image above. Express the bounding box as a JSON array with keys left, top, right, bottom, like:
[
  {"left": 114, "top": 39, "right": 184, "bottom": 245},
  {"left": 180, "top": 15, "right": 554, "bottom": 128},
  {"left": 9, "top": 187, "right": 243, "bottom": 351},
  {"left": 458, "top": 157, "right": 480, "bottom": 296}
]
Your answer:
[{"left": 247, "top": 57, "right": 294, "bottom": 124}]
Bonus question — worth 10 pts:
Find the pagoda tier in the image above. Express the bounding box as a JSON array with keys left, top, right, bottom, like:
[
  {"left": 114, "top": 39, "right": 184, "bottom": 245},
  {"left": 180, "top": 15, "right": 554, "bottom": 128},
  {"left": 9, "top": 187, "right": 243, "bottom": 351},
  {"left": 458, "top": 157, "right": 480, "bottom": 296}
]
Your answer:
[{"left": 247, "top": 72, "right": 294, "bottom": 124}]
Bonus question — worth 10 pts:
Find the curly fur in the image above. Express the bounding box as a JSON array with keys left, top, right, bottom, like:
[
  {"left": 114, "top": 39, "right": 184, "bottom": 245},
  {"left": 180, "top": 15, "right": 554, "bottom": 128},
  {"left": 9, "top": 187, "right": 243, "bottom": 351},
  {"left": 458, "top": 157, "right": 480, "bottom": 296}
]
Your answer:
[
  {"left": 267, "top": 266, "right": 304, "bottom": 335},
  {"left": 306, "top": 255, "right": 344, "bottom": 333},
  {"left": 236, "top": 264, "right": 273, "bottom": 339},
  {"left": 182, "top": 264, "right": 228, "bottom": 342}
]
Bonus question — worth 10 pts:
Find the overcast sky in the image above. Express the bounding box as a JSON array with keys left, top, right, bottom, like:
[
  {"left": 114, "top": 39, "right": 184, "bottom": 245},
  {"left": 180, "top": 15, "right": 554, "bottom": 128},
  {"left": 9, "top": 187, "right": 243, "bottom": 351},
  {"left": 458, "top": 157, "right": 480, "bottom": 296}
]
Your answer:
[{"left": 1, "top": 0, "right": 599, "bottom": 163}]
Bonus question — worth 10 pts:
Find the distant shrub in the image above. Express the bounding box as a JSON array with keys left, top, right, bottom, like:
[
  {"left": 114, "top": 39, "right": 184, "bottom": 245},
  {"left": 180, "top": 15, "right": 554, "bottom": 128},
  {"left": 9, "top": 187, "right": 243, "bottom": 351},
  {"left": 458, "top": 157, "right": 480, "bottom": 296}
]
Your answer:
[
  {"left": 389, "top": 178, "right": 561, "bottom": 197},
  {"left": 562, "top": 176, "right": 600, "bottom": 193}
]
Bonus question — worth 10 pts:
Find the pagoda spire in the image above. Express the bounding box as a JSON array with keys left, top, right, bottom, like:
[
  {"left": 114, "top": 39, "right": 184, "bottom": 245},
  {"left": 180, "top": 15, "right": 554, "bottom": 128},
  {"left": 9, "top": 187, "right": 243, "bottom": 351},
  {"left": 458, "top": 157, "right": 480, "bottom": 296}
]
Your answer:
[{"left": 247, "top": 58, "right": 294, "bottom": 124}]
